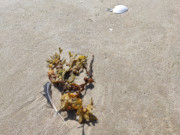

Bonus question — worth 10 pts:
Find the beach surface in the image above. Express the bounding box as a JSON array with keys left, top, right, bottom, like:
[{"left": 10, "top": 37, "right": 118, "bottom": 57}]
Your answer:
[{"left": 0, "top": 0, "right": 180, "bottom": 134}]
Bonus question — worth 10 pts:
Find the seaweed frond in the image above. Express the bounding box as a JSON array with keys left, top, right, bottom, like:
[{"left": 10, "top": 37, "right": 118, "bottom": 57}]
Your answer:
[{"left": 46, "top": 48, "right": 97, "bottom": 124}]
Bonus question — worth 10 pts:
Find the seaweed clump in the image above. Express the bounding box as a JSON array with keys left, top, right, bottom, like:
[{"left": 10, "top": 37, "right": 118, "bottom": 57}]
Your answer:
[{"left": 47, "top": 48, "right": 97, "bottom": 123}]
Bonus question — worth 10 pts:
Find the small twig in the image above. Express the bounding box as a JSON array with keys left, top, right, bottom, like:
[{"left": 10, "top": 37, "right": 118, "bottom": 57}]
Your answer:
[{"left": 88, "top": 55, "right": 94, "bottom": 78}]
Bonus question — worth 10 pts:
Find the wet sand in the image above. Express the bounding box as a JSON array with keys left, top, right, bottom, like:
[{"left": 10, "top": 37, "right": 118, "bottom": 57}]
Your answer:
[{"left": 0, "top": 0, "right": 180, "bottom": 134}]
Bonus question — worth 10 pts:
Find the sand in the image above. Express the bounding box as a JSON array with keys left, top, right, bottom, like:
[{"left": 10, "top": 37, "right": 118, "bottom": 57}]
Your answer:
[{"left": 0, "top": 0, "right": 180, "bottom": 134}]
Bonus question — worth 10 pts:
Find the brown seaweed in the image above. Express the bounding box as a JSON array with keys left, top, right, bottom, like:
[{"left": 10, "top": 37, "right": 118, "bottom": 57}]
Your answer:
[{"left": 47, "top": 48, "right": 97, "bottom": 124}]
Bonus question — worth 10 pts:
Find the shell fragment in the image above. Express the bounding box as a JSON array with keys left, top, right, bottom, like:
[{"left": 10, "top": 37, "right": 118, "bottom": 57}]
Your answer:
[{"left": 112, "top": 5, "right": 128, "bottom": 14}]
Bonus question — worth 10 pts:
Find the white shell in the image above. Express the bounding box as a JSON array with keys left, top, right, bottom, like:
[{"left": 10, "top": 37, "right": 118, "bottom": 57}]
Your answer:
[{"left": 113, "top": 5, "right": 128, "bottom": 14}]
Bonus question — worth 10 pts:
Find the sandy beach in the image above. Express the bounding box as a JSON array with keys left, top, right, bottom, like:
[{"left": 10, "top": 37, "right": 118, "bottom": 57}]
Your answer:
[{"left": 0, "top": 0, "right": 180, "bottom": 134}]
